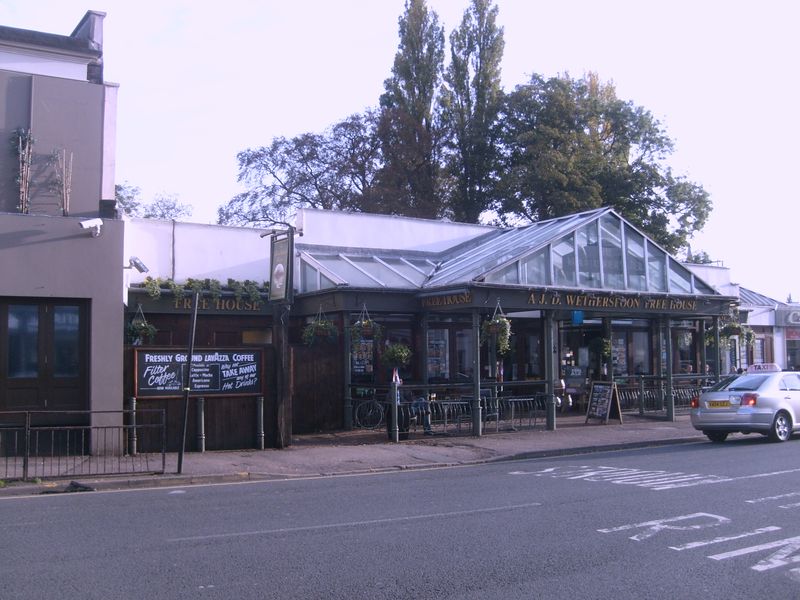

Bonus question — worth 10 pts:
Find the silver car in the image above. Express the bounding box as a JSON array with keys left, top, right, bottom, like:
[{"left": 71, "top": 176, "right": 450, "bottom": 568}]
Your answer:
[{"left": 690, "top": 364, "right": 800, "bottom": 443}]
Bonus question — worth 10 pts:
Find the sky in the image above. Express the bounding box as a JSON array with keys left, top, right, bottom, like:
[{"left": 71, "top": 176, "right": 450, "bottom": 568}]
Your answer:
[{"left": 2, "top": 0, "right": 798, "bottom": 302}]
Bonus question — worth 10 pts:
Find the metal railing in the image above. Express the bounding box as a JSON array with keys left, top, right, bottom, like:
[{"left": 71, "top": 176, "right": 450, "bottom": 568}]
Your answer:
[
  {"left": 0, "top": 410, "right": 166, "bottom": 482},
  {"left": 615, "top": 375, "right": 718, "bottom": 416}
]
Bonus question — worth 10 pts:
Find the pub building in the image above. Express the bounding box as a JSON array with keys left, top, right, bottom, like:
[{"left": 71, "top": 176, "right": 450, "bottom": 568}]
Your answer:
[{"left": 125, "top": 207, "right": 736, "bottom": 449}]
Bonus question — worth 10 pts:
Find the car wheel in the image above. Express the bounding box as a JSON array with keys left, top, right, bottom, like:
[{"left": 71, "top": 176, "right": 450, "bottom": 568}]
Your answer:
[
  {"left": 705, "top": 431, "right": 728, "bottom": 443},
  {"left": 768, "top": 411, "right": 792, "bottom": 442}
]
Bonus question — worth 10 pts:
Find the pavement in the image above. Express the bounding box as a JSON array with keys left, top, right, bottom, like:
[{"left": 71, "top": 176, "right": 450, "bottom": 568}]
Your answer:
[{"left": 0, "top": 413, "right": 710, "bottom": 497}]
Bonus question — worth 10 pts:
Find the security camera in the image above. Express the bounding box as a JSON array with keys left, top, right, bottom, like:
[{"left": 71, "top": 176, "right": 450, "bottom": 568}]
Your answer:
[
  {"left": 127, "top": 256, "right": 149, "bottom": 273},
  {"left": 79, "top": 218, "right": 103, "bottom": 237}
]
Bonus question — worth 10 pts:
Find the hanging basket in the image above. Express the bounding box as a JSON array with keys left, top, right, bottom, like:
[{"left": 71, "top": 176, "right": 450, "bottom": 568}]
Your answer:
[
  {"left": 381, "top": 343, "right": 412, "bottom": 369},
  {"left": 349, "top": 305, "right": 383, "bottom": 348},
  {"left": 480, "top": 301, "right": 512, "bottom": 356},
  {"left": 302, "top": 307, "right": 338, "bottom": 346},
  {"left": 126, "top": 305, "right": 157, "bottom": 345}
]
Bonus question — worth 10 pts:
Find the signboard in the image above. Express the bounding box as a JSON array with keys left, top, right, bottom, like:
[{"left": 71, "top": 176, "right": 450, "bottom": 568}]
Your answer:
[
  {"left": 269, "top": 232, "right": 293, "bottom": 303},
  {"left": 134, "top": 348, "right": 264, "bottom": 398},
  {"left": 585, "top": 381, "right": 622, "bottom": 424}
]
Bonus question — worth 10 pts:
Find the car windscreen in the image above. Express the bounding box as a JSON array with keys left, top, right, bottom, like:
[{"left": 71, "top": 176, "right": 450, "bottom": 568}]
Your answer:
[{"left": 724, "top": 375, "right": 769, "bottom": 391}]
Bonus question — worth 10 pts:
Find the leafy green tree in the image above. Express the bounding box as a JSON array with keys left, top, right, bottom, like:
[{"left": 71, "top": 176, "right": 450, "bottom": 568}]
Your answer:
[
  {"left": 217, "top": 111, "right": 382, "bottom": 226},
  {"left": 114, "top": 182, "right": 143, "bottom": 217},
  {"left": 140, "top": 193, "right": 193, "bottom": 220},
  {"left": 439, "top": 0, "right": 505, "bottom": 223},
  {"left": 497, "top": 73, "right": 710, "bottom": 253},
  {"left": 116, "top": 184, "right": 192, "bottom": 220},
  {"left": 374, "top": 0, "right": 445, "bottom": 218}
]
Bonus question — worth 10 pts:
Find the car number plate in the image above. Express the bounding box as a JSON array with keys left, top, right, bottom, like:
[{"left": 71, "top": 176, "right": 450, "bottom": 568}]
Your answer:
[{"left": 708, "top": 400, "right": 730, "bottom": 408}]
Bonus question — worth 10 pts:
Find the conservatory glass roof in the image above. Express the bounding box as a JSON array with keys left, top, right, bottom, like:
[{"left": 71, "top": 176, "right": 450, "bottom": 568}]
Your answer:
[{"left": 296, "top": 208, "right": 721, "bottom": 297}]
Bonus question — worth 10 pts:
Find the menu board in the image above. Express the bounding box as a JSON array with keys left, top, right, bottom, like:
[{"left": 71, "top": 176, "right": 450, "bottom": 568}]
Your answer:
[
  {"left": 585, "top": 381, "right": 622, "bottom": 424},
  {"left": 352, "top": 339, "right": 375, "bottom": 375},
  {"left": 135, "top": 348, "right": 263, "bottom": 398}
]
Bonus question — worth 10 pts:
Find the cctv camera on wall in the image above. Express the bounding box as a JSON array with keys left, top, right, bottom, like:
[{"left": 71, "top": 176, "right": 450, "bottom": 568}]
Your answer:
[{"left": 79, "top": 218, "right": 103, "bottom": 237}]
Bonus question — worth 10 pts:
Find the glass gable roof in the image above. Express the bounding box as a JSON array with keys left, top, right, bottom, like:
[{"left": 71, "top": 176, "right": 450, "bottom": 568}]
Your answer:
[{"left": 296, "top": 208, "right": 722, "bottom": 297}]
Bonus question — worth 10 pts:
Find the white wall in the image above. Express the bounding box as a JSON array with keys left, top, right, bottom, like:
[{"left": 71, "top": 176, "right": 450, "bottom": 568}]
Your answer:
[
  {"left": 124, "top": 218, "right": 273, "bottom": 295},
  {"left": 0, "top": 48, "right": 90, "bottom": 80},
  {"left": 297, "top": 208, "right": 493, "bottom": 252}
]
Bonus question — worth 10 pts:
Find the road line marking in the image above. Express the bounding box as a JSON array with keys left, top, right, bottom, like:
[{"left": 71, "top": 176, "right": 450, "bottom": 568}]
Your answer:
[
  {"left": 746, "top": 491, "right": 800, "bottom": 504},
  {"left": 167, "top": 501, "right": 542, "bottom": 542},
  {"left": 670, "top": 527, "right": 782, "bottom": 551},
  {"left": 708, "top": 535, "right": 800, "bottom": 571}
]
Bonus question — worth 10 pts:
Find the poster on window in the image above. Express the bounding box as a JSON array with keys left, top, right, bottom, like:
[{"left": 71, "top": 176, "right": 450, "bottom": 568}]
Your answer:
[
  {"left": 351, "top": 339, "right": 374, "bottom": 375},
  {"left": 427, "top": 329, "right": 449, "bottom": 379}
]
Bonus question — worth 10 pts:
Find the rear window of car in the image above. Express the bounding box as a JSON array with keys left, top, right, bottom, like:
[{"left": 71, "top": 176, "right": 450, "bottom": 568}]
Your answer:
[{"left": 723, "top": 375, "right": 770, "bottom": 391}]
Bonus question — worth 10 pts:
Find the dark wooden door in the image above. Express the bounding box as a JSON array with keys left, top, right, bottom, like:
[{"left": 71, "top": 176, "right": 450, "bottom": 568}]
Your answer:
[{"left": 1, "top": 300, "right": 88, "bottom": 420}]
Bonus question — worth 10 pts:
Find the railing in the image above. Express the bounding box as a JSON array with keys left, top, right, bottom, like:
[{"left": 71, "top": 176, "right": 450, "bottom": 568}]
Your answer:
[
  {"left": 0, "top": 410, "right": 166, "bottom": 482},
  {"left": 614, "top": 375, "right": 719, "bottom": 416}
]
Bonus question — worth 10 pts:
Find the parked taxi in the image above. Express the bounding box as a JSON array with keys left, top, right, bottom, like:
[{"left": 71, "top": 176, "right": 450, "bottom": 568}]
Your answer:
[{"left": 690, "top": 363, "right": 800, "bottom": 443}]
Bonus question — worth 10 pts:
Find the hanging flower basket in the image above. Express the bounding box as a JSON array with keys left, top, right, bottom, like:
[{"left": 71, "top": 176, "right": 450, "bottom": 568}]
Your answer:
[
  {"left": 381, "top": 343, "right": 412, "bottom": 369},
  {"left": 349, "top": 305, "right": 383, "bottom": 345},
  {"left": 480, "top": 315, "right": 512, "bottom": 356},
  {"left": 126, "top": 305, "right": 157, "bottom": 345},
  {"left": 302, "top": 319, "right": 338, "bottom": 346}
]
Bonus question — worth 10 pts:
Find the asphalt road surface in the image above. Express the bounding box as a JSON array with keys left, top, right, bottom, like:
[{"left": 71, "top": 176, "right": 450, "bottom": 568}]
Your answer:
[{"left": 3, "top": 436, "right": 800, "bottom": 599}]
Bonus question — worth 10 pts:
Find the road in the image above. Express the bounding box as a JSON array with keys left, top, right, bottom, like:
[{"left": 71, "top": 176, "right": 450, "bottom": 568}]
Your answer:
[{"left": 3, "top": 436, "right": 800, "bottom": 599}]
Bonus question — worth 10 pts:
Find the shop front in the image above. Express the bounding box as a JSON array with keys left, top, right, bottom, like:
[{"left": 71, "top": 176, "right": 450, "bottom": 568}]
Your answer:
[{"left": 290, "top": 207, "right": 736, "bottom": 432}]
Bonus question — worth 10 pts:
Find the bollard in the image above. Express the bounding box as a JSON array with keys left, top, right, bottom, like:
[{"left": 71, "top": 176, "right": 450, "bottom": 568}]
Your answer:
[
  {"left": 129, "top": 396, "right": 138, "bottom": 456},
  {"left": 390, "top": 381, "right": 399, "bottom": 443},
  {"left": 196, "top": 397, "right": 205, "bottom": 453},
  {"left": 256, "top": 395, "right": 265, "bottom": 450},
  {"left": 546, "top": 394, "right": 557, "bottom": 431}
]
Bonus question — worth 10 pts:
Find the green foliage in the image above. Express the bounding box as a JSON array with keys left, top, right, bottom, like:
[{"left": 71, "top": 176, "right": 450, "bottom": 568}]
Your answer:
[
  {"left": 126, "top": 320, "right": 157, "bottom": 344},
  {"left": 381, "top": 342, "right": 412, "bottom": 368},
  {"left": 375, "top": 0, "right": 446, "bottom": 218},
  {"left": 496, "top": 73, "right": 710, "bottom": 253},
  {"left": 141, "top": 277, "right": 266, "bottom": 302},
  {"left": 480, "top": 315, "right": 512, "bottom": 356},
  {"left": 350, "top": 318, "right": 384, "bottom": 349},
  {"left": 115, "top": 185, "right": 192, "bottom": 221},
  {"left": 302, "top": 318, "right": 338, "bottom": 346},
  {"left": 439, "top": 0, "right": 505, "bottom": 223}
]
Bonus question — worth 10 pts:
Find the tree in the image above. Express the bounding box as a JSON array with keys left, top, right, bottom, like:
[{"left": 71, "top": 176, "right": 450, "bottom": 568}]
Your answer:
[
  {"left": 496, "top": 73, "right": 710, "bottom": 253},
  {"left": 375, "top": 0, "right": 445, "bottom": 218},
  {"left": 439, "top": 0, "right": 504, "bottom": 223},
  {"left": 217, "top": 111, "right": 382, "bottom": 227},
  {"left": 141, "top": 193, "right": 193, "bottom": 220},
  {"left": 116, "top": 184, "right": 192, "bottom": 220},
  {"left": 115, "top": 182, "right": 143, "bottom": 217}
]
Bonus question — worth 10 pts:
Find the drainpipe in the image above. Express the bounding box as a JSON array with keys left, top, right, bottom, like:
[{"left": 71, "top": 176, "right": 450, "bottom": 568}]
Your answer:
[{"left": 472, "top": 310, "right": 482, "bottom": 437}]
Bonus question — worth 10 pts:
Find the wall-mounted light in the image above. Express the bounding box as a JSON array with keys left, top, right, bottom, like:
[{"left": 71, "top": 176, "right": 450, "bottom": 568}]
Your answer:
[
  {"left": 125, "top": 256, "right": 149, "bottom": 273},
  {"left": 79, "top": 218, "right": 103, "bottom": 238}
]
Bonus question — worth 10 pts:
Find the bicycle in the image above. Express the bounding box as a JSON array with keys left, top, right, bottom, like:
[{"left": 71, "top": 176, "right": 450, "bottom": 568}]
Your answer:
[{"left": 354, "top": 397, "right": 385, "bottom": 429}]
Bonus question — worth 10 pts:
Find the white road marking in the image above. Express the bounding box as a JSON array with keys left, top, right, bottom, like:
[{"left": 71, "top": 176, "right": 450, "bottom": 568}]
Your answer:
[
  {"left": 746, "top": 491, "right": 800, "bottom": 504},
  {"left": 512, "top": 465, "right": 800, "bottom": 491},
  {"left": 709, "top": 535, "right": 800, "bottom": 571},
  {"left": 167, "top": 501, "right": 542, "bottom": 542},
  {"left": 669, "top": 527, "right": 782, "bottom": 551},
  {"left": 598, "top": 513, "right": 730, "bottom": 541}
]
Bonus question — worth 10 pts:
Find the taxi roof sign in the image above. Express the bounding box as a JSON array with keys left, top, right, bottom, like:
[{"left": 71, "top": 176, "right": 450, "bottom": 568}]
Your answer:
[{"left": 747, "top": 363, "right": 781, "bottom": 373}]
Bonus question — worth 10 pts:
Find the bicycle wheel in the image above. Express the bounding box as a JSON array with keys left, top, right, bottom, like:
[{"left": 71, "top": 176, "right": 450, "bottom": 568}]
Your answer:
[{"left": 355, "top": 400, "right": 384, "bottom": 429}]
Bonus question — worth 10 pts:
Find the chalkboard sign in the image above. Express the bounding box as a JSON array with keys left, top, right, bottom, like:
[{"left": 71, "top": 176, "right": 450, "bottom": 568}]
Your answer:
[
  {"left": 585, "top": 381, "right": 622, "bottom": 424},
  {"left": 135, "top": 348, "right": 264, "bottom": 398}
]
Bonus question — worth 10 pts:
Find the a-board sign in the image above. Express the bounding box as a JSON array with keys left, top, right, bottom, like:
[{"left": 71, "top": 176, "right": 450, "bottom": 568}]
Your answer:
[
  {"left": 585, "top": 381, "right": 623, "bottom": 424},
  {"left": 134, "top": 348, "right": 263, "bottom": 398}
]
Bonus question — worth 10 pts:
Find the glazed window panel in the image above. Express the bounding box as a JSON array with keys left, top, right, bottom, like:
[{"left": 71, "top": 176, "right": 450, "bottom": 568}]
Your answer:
[
  {"left": 8, "top": 305, "right": 38, "bottom": 378},
  {"left": 577, "top": 221, "right": 601, "bottom": 288},
  {"left": 625, "top": 226, "right": 647, "bottom": 291},
  {"left": 522, "top": 247, "right": 549, "bottom": 285},
  {"left": 647, "top": 244, "right": 667, "bottom": 292},
  {"left": 631, "top": 330, "right": 650, "bottom": 374},
  {"left": 53, "top": 306, "right": 80, "bottom": 378},
  {"left": 455, "top": 329, "right": 474, "bottom": 380},
  {"left": 301, "top": 262, "right": 318, "bottom": 293},
  {"left": 668, "top": 259, "right": 692, "bottom": 293},
  {"left": 600, "top": 214, "right": 624, "bottom": 289},
  {"left": 486, "top": 262, "right": 519, "bottom": 285},
  {"left": 552, "top": 233, "right": 576, "bottom": 286}
]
